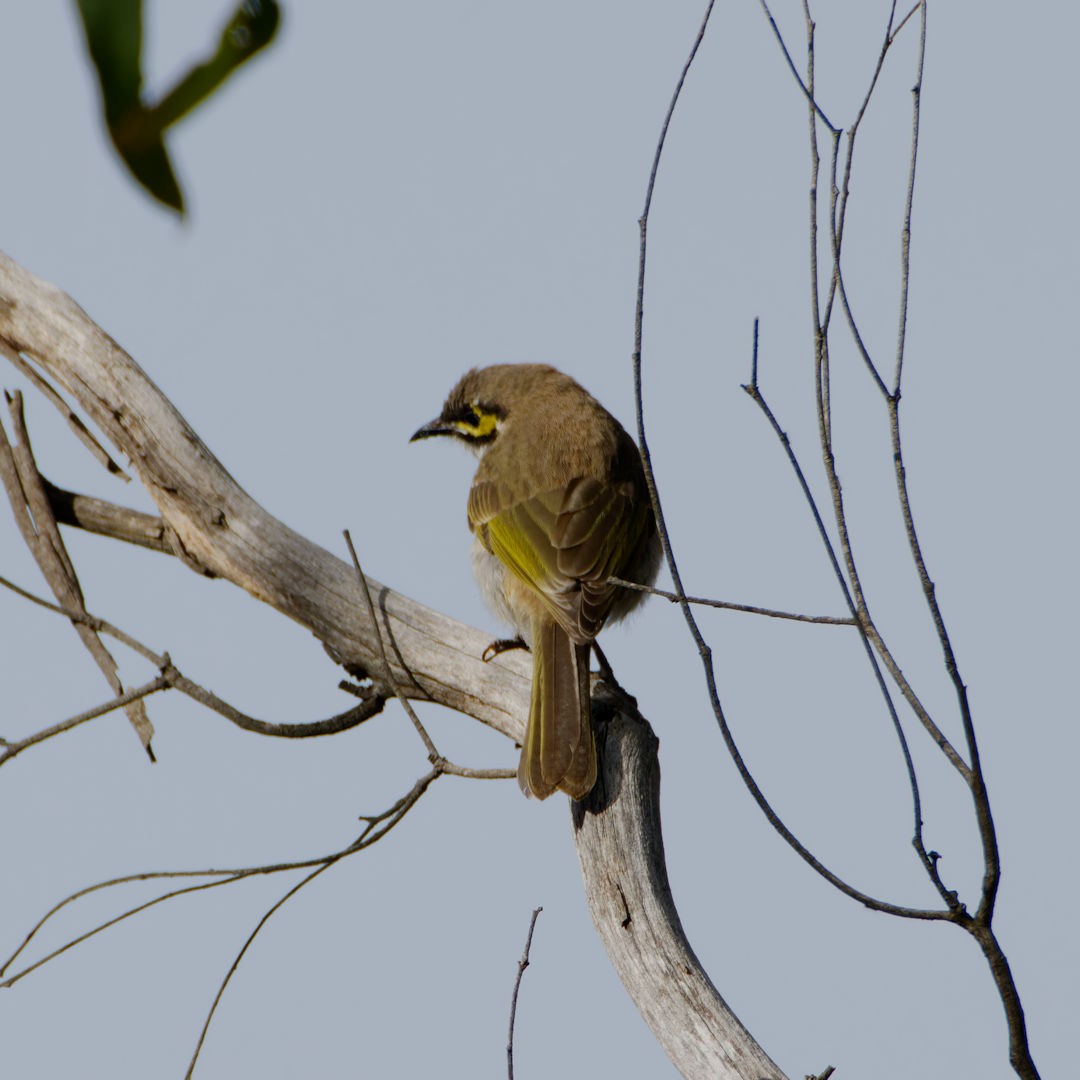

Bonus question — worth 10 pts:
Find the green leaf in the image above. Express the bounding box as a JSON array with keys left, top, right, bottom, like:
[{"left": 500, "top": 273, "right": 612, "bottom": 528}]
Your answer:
[
  {"left": 74, "top": 0, "right": 183, "bottom": 212},
  {"left": 73, "top": 0, "right": 282, "bottom": 215},
  {"left": 150, "top": 1, "right": 282, "bottom": 132},
  {"left": 75, "top": 0, "right": 144, "bottom": 125}
]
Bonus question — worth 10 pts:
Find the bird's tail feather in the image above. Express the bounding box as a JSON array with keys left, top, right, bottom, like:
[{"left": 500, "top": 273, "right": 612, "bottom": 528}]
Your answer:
[{"left": 518, "top": 617, "right": 595, "bottom": 800}]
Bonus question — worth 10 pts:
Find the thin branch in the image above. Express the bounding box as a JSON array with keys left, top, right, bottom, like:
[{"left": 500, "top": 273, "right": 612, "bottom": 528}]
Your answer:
[
  {"left": 1, "top": 874, "right": 264, "bottom": 991},
  {"left": 608, "top": 576, "right": 855, "bottom": 625},
  {"left": 880, "top": 0, "right": 997, "bottom": 895},
  {"left": 831, "top": 269, "right": 889, "bottom": 396},
  {"left": 0, "top": 572, "right": 168, "bottom": 661},
  {"left": 819, "top": 128, "right": 843, "bottom": 340},
  {"left": 826, "top": 4, "right": 904, "bottom": 399},
  {"left": 832, "top": 0, "right": 898, "bottom": 255},
  {"left": 0, "top": 392, "right": 154, "bottom": 753},
  {"left": 756, "top": 0, "right": 839, "bottom": 132},
  {"left": 175, "top": 679, "right": 385, "bottom": 739},
  {"left": 0, "top": 342, "right": 129, "bottom": 477},
  {"left": 743, "top": 335, "right": 961, "bottom": 868},
  {"left": 969, "top": 922, "right": 1040, "bottom": 1080},
  {"left": 791, "top": 1, "right": 969, "bottom": 902},
  {"left": 637, "top": 0, "right": 716, "bottom": 234},
  {"left": 777, "top": 7, "right": 1036, "bottom": 1072},
  {"left": 0, "top": 574, "right": 386, "bottom": 745},
  {"left": 345, "top": 528, "right": 439, "bottom": 758},
  {"left": 2, "top": 769, "right": 441, "bottom": 999},
  {"left": 882, "top": 0, "right": 999, "bottom": 930},
  {"left": 2, "top": 867, "right": 249, "bottom": 980},
  {"left": 802, "top": 0, "right": 825, "bottom": 352},
  {"left": 891, "top": 1, "right": 923, "bottom": 42},
  {"left": 343, "top": 530, "right": 516, "bottom": 781},
  {"left": 893, "top": 0, "right": 925, "bottom": 394},
  {"left": 779, "top": 29, "right": 975, "bottom": 788},
  {"left": 887, "top": 406, "right": 995, "bottom": 895},
  {"left": 185, "top": 765, "right": 442, "bottom": 1078},
  {"left": 632, "top": 2, "right": 946, "bottom": 924},
  {"left": 506, "top": 906, "right": 543, "bottom": 1080},
  {"left": 733, "top": 343, "right": 953, "bottom": 916},
  {"left": 184, "top": 860, "right": 340, "bottom": 1079},
  {"left": 0, "top": 673, "right": 173, "bottom": 765},
  {"left": 632, "top": 0, "right": 716, "bottom": 626}
]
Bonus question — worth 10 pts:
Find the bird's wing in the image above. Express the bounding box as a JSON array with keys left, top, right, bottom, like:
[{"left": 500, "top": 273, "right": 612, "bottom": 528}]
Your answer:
[{"left": 469, "top": 476, "right": 645, "bottom": 642}]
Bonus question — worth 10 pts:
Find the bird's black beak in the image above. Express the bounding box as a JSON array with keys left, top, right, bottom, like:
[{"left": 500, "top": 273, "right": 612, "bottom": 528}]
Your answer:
[{"left": 410, "top": 417, "right": 455, "bottom": 442}]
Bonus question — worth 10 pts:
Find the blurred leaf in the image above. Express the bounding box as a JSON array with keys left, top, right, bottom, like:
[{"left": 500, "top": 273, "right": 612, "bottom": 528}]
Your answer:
[
  {"left": 75, "top": 0, "right": 144, "bottom": 124},
  {"left": 73, "top": 0, "right": 282, "bottom": 214},
  {"left": 151, "top": 0, "right": 281, "bottom": 132}
]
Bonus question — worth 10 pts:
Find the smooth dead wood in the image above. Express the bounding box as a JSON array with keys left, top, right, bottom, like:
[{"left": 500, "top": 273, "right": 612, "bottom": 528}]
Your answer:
[{"left": 573, "top": 686, "right": 787, "bottom": 1080}]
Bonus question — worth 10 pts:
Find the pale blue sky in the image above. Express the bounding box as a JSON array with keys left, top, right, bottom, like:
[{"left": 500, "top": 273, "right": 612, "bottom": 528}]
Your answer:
[{"left": 2, "top": 2, "right": 1075, "bottom": 1077}]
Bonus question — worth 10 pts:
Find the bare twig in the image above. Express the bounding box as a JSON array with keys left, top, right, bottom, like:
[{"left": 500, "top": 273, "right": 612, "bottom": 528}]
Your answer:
[
  {"left": 343, "top": 529, "right": 515, "bottom": 781},
  {"left": 827, "top": 1, "right": 902, "bottom": 394},
  {"left": 184, "top": 765, "right": 442, "bottom": 1078},
  {"left": 631, "top": 1, "right": 946, "bottom": 923},
  {"left": 608, "top": 576, "right": 855, "bottom": 625},
  {"left": 893, "top": 0, "right": 925, "bottom": 394},
  {"left": 0, "top": 673, "right": 173, "bottom": 765},
  {"left": 743, "top": 332, "right": 962, "bottom": 914},
  {"left": 0, "top": 574, "right": 386, "bottom": 749},
  {"left": 0, "top": 343, "right": 128, "bottom": 477},
  {"left": 2, "top": 768, "right": 440, "bottom": 1006},
  {"left": 1, "top": 873, "right": 262, "bottom": 991},
  {"left": 802, "top": 0, "right": 826, "bottom": 360},
  {"left": 345, "top": 529, "right": 439, "bottom": 758},
  {"left": 771, "top": 10, "right": 973, "bottom": 887},
  {"left": 0, "top": 393, "right": 154, "bottom": 753},
  {"left": 0, "top": 573, "right": 167, "bottom": 661},
  {"left": 184, "top": 860, "right": 341, "bottom": 1079},
  {"left": 759, "top": 5, "right": 1038, "bottom": 1076},
  {"left": 506, "top": 906, "right": 543, "bottom": 1080},
  {"left": 771, "top": 9, "right": 974, "bottom": 801},
  {"left": 891, "top": 1, "right": 923, "bottom": 42},
  {"left": 756, "top": 0, "right": 838, "bottom": 132},
  {"left": 2, "top": 866, "right": 248, "bottom": 980},
  {"left": 1, "top": 763, "right": 442, "bottom": 1079}
]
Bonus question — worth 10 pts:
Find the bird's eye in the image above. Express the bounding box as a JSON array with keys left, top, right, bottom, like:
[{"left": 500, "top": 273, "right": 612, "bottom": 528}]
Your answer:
[{"left": 457, "top": 402, "right": 501, "bottom": 441}]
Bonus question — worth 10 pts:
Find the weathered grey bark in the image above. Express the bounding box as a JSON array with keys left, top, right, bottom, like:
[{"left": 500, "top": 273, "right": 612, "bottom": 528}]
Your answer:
[
  {"left": 0, "top": 249, "right": 789, "bottom": 1080},
  {"left": 575, "top": 689, "right": 786, "bottom": 1080}
]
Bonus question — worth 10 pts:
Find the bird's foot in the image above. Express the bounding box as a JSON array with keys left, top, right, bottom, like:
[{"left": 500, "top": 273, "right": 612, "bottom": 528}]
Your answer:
[{"left": 482, "top": 636, "right": 528, "bottom": 662}]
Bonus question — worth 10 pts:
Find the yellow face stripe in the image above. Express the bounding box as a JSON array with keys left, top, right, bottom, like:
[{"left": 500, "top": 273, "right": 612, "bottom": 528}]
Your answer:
[{"left": 454, "top": 404, "right": 499, "bottom": 440}]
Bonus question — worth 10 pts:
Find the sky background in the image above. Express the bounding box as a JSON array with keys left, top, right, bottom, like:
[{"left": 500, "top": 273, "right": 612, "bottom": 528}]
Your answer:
[{"left": 1, "top": 2, "right": 1076, "bottom": 1078}]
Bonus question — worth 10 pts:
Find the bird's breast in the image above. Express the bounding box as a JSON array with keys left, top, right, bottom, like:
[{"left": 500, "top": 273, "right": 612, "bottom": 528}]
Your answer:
[{"left": 471, "top": 536, "right": 546, "bottom": 642}]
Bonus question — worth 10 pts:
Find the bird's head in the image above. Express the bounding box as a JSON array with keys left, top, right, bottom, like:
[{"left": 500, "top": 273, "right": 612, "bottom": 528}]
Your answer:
[{"left": 410, "top": 364, "right": 564, "bottom": 456}]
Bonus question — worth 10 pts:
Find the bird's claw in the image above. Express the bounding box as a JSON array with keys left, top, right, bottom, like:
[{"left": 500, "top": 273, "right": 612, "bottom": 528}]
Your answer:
[{"left": 482, "top": 636, "right": 528, "bottom": 662}]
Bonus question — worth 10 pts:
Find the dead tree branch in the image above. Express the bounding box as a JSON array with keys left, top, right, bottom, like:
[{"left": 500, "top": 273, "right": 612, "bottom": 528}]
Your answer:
[
  {"left": 573, "top": 686, "right": 785, "bottom": 1079},
  {"left": 0, "top": 390, "right": 154, "bottom": 752},
  {"left": 1, "top": 248, "right": 785, "bottom": 1078}
]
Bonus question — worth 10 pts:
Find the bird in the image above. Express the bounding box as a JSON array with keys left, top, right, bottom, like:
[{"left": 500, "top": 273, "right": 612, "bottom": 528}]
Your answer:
[{"left": 411, "top": 363, "right": 661, "bottom": 800}]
